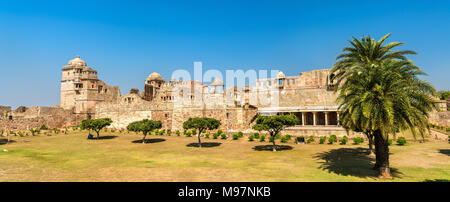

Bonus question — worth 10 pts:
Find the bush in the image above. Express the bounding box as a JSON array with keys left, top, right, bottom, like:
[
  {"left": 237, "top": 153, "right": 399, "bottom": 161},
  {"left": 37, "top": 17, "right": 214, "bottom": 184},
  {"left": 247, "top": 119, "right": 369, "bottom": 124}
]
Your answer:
[
  {"left": 176, "top": 130, "right": 181, "bottom": 136},
  {"left": 192, "top": 129, "right": 197, "bottom": 135},
  {"left": 217, "top": 130, "right": 223, "bottom": 134},
  {"left": 248, "top": 134, "right": 254, "bottom": 141},
  {"left": 281, "top": 136, "right": 288, "bottom": 143},
  {"left": 167, "top": 130, "right": 172, "bottom": 136},
  {"left": 253, "top": 133, "right": 260, "bottom": 139},
  {"left": 213, "top": 133, "right": 219, "bottom": 139},
  {"left": 352, "top": 137, "right": 364, "bottom": 145},
  {"left": 205, "top": 133, "right": 210, "bottom": 138},
  {"left": 185, "top": 131, "right": 192, "bottom": 137},
  {"left": 319, "top": 136, "right": 326, "bottom": 144},
  {"left": 260, "top": 135, "right": 266, "bottom": 142},
  {"left": 269, "top": 136, "right": 275, "bottom": 142},
  {"left": 237, "top": 132, "right": 244, "bottom": 138},
  {"left": 220, "top": 133, "right": 227, "bottom": 139},
  {"left": 40, "top": 125, "right": 48, "bottom": 130},
  {"left": 397, "top": 137, "right": 407, "bottom": 145},
  {"left": 306, "top": 136, "right": 314, "bottom": 144},
  {"left": 285, "top": 134, "right": 292, "bottom": 140},
  {"left": 232, "top": 133, "right": 239, "bottom": 140},
  {"left": 328, "top": 135, "right": 337, "bottom": 144},
  {"left": 340, "top": 136, "right": 348, "bottom": 145},
  {"left": 448, "top": 135, "right": 450, "bottom": 144}
]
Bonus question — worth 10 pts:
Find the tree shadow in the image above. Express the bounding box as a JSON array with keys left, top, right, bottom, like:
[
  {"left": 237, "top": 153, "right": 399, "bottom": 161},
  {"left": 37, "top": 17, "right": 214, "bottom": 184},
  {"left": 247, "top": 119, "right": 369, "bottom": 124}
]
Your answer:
[
  {"left": 131, "top": 138, "right": 166, "bottom": 144},
  {"left": 186, "top": 142, "right": 222, "bottom": 148},
  {"left": 90, "top": 136, "right": 118, "bottom": 140},
  {"left": 438, "top": 149, "right": 450, "bottom": 156},
  {"left": 313, "top": 147, "right": 402, "bottom": 178},
  {"left": 423, "top": 179, "right": 450, "bottom": 182},
  {"left": 252, "top": 144, "right": 293, "bottom": 151},
  {"left": 0, "top": 139, "right": 17, "bottom": 145}
]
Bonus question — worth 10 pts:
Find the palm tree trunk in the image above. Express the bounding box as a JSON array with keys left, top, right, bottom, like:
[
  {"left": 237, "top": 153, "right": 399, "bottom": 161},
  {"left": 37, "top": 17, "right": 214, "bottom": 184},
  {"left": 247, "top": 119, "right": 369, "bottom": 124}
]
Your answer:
[
  {"left": 365, "top": 132, "right": 375, "bottom": 157},
  {"left": 374, "top": 130, "right": 392, "bottom": 178}
]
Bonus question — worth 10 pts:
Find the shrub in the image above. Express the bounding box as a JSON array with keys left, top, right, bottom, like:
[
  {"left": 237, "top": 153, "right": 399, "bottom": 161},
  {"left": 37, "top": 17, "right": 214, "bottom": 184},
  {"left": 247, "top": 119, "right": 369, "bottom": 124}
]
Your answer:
[
  {"left": 237, "top": 132, "right": 244, "bottom": 138},
  {"left": 319, "top": 136, "right": 326, "bottom": 144},
  {"left": 352, "top": 137, "right": 364, "bottom": 145},
  {"left": 448, "top": 135, "right": 450, "bottom": 144},
  {"left": 306, "top": 136, "right": 314, "bottom": 144},
  {"left": 340, "top": 136, "right": 348, "bottom": 145},
  {"left": 213, "top": 133, "right": 219, "bottom": 139},
  {"left": 269, "top": 136, "right": 275, "bottom": 142},
  {"left": 285, "top": 134, "right": 292, "bottom": 140},
  {"left": 18, "top": 131, "right": 24, "bottom": 137},
  {"left": 248, "top": 134, "right": 254, "bottom": 141},
  {"left": 220, "top": 133, "right": 227, "bottom": 139},
  {"left": 205, "top": 133, "right": 210, "bottom": 138},
  {"left": 253, "top": 133, "right": 260, "bottom": 139},
  {"left": 275, "top": 133, "right": 281, "bottom": 139},
  {"left": 260, "top": 135, "right": 266, "bottom": 142},
  {"left": 388, "top": 138, "right": 393, "bottom": 146},
  {"left": 397, "top": 137, "right": 407, "bottom": 145},
  {"left": 328, "top": 135, "right": 337, "bottom": 144},
  {"left": 232, "top": 133, "right": 239, "bottom": 140},
  {"left": 217, "top": 130, "right": 223, "bottom": 134},
  {"left": 192, "top": 129, "right": 197, "bottom": 135},
  {"left": 185, "top": 131, "right": 192, "bottom": 137},
  {"left": 40, "top": 124, "right": 48, "bottom": 130},
  {"left": 176, "top": 130, "right": 181, "bottom": 136},
  {"left": 167, "top": 130, "right": 172, "bottom": 136},
  {"left": 281, "top": 136, "right": 288, "bottom": 143}
]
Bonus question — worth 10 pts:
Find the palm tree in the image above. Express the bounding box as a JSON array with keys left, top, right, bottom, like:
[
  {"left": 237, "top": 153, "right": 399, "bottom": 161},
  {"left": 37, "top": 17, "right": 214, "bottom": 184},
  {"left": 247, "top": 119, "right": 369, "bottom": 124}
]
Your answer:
[
  {"left": 330, "top": 33, "right": 417, "bottom": 86},
  {"left": 337, "top": 59, "right": 437, "bottom": 178}
]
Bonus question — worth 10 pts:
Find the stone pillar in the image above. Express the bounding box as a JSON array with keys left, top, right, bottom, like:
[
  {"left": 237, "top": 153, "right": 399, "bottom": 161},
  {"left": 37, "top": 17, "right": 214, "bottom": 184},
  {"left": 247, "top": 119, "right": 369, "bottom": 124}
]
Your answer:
[
  {"left": 325, "top": 112, "right": 328, "bottom": 126},
  {"left": 313, "top": 112, "right": 317, "bottom": 126},
  {"left": 301, "top": 112, "right": 305, "bottom": 126}
]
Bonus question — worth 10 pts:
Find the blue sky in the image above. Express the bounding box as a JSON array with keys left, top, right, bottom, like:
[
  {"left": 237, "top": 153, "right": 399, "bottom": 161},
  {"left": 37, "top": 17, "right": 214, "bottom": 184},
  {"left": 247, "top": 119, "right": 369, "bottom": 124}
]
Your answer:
[{"left": 1, "top": 0, "right": 449, "bottom": 108}]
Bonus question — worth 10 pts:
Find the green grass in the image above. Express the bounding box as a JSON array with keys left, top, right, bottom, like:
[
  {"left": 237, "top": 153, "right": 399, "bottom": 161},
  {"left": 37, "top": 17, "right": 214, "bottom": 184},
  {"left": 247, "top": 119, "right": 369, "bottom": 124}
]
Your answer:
[{"left": 0, "top": 131, "right": 449, "bottom": 182}]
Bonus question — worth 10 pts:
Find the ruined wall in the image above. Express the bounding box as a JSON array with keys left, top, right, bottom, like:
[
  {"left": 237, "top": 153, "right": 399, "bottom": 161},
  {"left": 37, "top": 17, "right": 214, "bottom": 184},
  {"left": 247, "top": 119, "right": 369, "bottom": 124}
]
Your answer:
[
  {"left": 0, "top": 106, "right": 75, "bottom": 130},
  {"left": 429, "top": 111, "right": 450, "bottom": 127}
]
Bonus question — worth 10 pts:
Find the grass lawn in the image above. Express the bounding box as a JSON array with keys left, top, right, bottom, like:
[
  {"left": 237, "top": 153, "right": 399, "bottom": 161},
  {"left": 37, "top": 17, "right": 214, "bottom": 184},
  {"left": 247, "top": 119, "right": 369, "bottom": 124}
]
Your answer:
[{"left": 0, "top": 131, "right": 449, "bottom": 182}]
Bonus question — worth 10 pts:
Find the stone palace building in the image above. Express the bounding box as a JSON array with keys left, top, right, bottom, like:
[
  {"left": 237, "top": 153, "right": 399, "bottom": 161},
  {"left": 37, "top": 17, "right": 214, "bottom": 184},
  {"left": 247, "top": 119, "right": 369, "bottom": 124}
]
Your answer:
[{"left": 60, "top": 56, "right": 346, "bottom": 136}]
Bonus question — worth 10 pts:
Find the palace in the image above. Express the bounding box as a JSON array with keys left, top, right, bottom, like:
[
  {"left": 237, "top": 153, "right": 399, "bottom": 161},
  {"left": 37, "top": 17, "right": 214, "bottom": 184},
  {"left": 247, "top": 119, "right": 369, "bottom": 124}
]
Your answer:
[{"left": 61, "top": 56, "right": 347, "bottom": 136}]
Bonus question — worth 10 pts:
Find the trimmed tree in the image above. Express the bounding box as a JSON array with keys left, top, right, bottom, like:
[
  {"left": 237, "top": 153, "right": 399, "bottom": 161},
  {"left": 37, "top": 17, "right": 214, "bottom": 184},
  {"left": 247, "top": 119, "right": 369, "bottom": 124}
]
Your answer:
[
  {"left": 252, "top": 114, "right": 299, "bottom": 151},
  {"left": 183, "top": 117, "right": 221, "bottom": 148},
  {"left": 127, "top": 119, "right": 162, "bottom": 143},
  {"left": 80, "top": 118, "right": 113, "bottom": 139}
]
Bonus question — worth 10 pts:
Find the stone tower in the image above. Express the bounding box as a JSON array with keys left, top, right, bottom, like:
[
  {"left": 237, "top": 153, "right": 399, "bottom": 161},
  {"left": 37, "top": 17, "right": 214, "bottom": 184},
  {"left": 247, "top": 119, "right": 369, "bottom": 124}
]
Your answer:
[{"left": 61, "top": 56, "right": 120, "bottom": 119}]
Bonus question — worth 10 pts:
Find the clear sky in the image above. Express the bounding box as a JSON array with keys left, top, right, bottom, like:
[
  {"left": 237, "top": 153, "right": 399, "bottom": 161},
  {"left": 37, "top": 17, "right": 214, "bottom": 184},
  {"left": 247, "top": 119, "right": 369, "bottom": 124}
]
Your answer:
[{"left": 1, "top": 0, "right": 449, "bottom": 108}]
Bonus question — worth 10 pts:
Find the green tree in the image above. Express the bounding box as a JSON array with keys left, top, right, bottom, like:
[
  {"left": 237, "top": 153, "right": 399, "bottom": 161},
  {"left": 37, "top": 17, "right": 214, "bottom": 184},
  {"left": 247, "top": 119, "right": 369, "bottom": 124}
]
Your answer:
[
  {"left": 336, "top": 58, "right": 437, "bottom": 178},
  {"left": 330, "top": 33, "right": 417, "bottom": 87},
  {"left": 252, "top": 114, "right": 299, "bottom": 151},
  {"left": 80, "top": 118, "right": 113, "bottom": 139},
  {"left": 127, "top": 119, "right": 162, "bottom": 144},
  {"left": 438, "top": 91, "right": 450, "bottom": 100},
  {"left": 183, "top": 117, "right": 221, "bottom": 148}
]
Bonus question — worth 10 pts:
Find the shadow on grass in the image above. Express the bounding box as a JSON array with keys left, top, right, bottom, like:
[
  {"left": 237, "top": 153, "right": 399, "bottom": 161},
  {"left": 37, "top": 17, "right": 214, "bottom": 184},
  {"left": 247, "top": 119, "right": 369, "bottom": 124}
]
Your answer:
[
  {"left": 0, "top": 139, "right": 17, "bottom": 145},
  {"left": 89, "top": 136, "right": 118, "bottom": 140},
  {"left": 423, "top": 179, "right": 450, "bottom": 182},
  {"left": 252, "top": 144, "right": 293, "bottom": 151},
  {"left": 314, "top": 147, "right": 402, "bottom": 178},
  {"left": 132, "top": 138, "right": 166, "bottom": 144},
  {"left": 438, "top": 149, "right": 450, "bottom": 156},
  {"left": 186, "top": 142, "right": 222, "bottom": 148}
]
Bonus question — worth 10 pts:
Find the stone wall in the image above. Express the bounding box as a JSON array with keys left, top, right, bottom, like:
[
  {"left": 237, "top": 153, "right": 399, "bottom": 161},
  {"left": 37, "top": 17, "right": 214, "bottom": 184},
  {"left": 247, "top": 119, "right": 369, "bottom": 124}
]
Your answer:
[
  {"left": 429, "top": 111, "right": 450, "bottom": 127},
  {"left": 0, "top": 106, "right": 75, "bottom": 131}
]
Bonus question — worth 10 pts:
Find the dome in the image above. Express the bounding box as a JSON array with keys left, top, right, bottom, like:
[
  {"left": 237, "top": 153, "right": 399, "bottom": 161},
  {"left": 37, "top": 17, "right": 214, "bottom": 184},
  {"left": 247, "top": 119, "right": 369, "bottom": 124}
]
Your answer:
[
  {"left": 210, "top": 77, "right": 224, "bottom": 86},
  {"left": 276, "top": 71, "right": 286, "bottom": 79},
  {"left": 68, "top": 56, "right": 87, "bottom": 66},
  {"left": 148, "top": 72, "right": 164, "bottom": 81}
]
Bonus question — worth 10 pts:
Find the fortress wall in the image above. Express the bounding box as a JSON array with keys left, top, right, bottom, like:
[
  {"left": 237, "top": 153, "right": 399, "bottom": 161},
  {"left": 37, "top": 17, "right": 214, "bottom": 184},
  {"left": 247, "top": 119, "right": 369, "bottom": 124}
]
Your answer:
[{"left": 429, "top": 111, "right": 450, "bottom": 127}]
